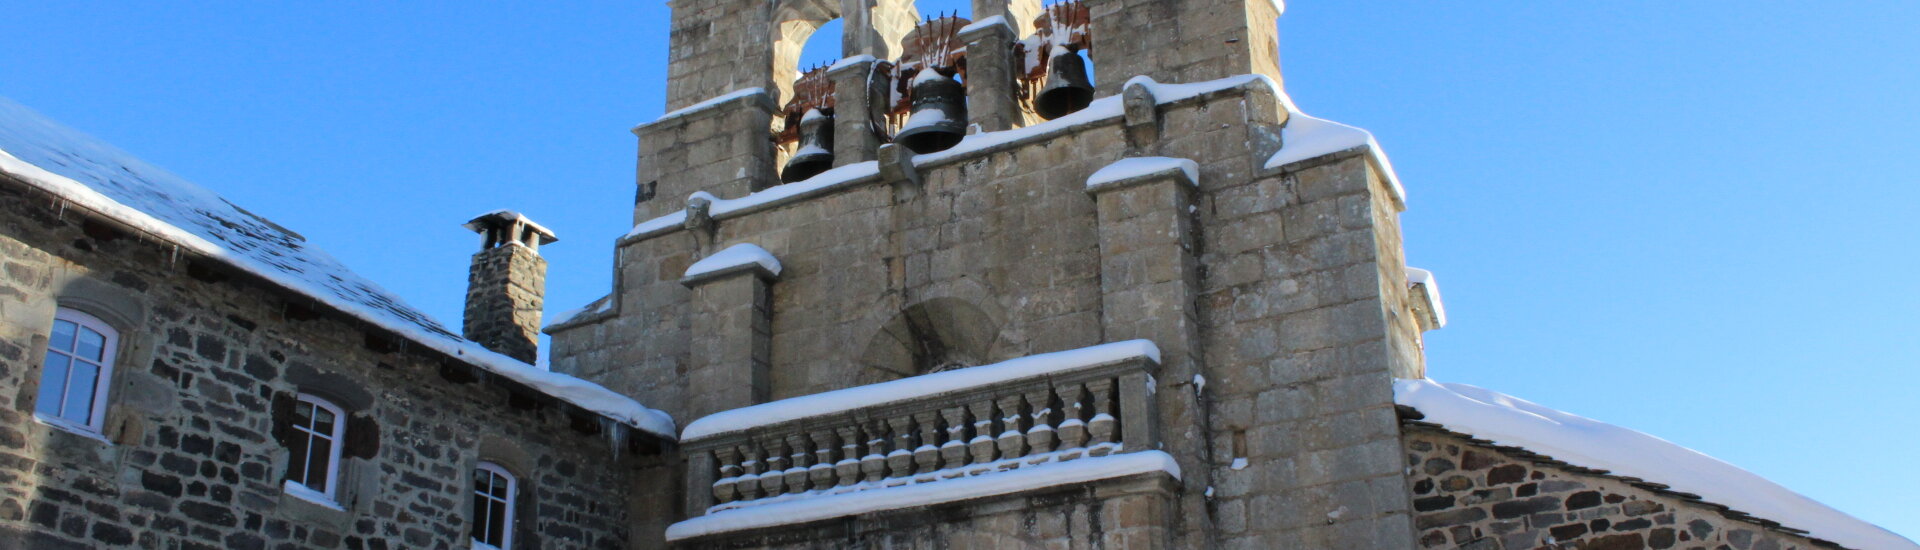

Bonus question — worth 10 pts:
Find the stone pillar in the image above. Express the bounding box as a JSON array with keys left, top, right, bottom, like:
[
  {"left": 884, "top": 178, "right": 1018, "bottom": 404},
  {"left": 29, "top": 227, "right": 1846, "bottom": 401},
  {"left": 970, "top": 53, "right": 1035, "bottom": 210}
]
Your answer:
[
  {"left": 1087, "top": 0, "right": 1283, "bottom": 96},
  {"left": 828, "top": 58, "right": 887, "bottom": 166},
  {"left": 1086, "top": 158, "right": 1208, "bottom": 543},
  {"left": 461, "top": 211, "right": 558, "bottom": 363},
  {"left": 958, "top": 19, "right": 1020, "bottom": 132},
  {"left": 632, "top": 91, "right": 779, "bottom": 223},
  {"left": 680, "top": 248, "right": 781, "bottom": 421},
  {"left": 1087, "top": 161, "right": 1202, "bottom": 391}
]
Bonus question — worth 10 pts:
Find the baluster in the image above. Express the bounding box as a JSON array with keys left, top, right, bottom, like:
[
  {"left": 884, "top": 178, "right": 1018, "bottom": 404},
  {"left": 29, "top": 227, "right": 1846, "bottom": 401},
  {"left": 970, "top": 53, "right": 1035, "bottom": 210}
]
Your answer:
[
  {"left": 783, "top": 433, "right": 812, "bottom": 495},
  {"left": 836, "top": 425, "right": 864, "bottom": 487},
  {"left": 967, "top": 399, "right": 998, "bottom": 470},
  {"left": 912, "top": 411, "right": 942, "bottom": 477},
  {"left": 1057, "top": 382, "right": 1090, "bottom": 461},
  {"left": 1087, "top": 378, "right": 1118, "bottom": 456},
  {"left": 760, "top": 436, "right": 789, "bottom": 497},
  {"left": 860, "top": 419, "right": 889, "bottom": 484},
  {"left": 1024, "top": 388, "right": 1057, "bottom": 465},
  {"left": 737, "top": 443, "right": 764, "bottom": 501},
  {"left": 809, "top": 429, "right": 838, "bottom": 490},
  {"left": 713, "top": 446, "right": 742, "bottom": 505},
  {"left": 885, "top": 415, "right": 915, "bottom": 483},
  {"left": 938, "top": 405, "right": 970, "bottom": 477},
  {"left": 995, "top": 394, "right": 1028, "bottom": 469}
]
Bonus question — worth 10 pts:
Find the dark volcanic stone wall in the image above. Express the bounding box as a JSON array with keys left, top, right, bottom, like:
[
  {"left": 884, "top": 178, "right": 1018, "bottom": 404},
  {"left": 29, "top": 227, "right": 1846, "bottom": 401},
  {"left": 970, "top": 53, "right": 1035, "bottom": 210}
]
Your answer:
[
  {"left": 0, "top": 179, "right": 653, "bottom": 549},
  {"left": 1402, "top": 425, "right": 1837, "bottom": 550}
]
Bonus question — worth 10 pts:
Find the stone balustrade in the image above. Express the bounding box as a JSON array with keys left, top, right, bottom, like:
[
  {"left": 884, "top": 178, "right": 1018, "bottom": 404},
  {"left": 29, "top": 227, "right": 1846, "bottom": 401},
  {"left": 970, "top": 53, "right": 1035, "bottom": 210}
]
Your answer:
[{"left": 679, "top": 343, "right": 1161, "bottom": 516}]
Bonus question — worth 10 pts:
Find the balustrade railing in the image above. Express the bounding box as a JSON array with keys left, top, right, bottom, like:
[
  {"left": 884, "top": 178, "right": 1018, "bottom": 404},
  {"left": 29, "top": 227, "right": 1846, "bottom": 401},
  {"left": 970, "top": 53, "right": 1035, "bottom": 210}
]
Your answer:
[{"left": 679, "top": 342, "right": 1161, "bottom": 516}]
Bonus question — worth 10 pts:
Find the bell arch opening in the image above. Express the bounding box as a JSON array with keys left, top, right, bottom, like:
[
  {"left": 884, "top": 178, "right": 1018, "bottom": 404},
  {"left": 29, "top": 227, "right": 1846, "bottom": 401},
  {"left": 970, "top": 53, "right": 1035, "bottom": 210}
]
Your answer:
[{"left": 856, "top": 298, "right": 1000, "bottom": 386}]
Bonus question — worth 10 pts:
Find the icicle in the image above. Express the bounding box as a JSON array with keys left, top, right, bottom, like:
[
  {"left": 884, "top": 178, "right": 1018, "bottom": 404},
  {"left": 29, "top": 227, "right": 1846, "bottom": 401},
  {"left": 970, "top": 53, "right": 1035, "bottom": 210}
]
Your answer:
[
  {"left": 168, "top": 244, "right": 180, "bottom": 268},
  {"left": 600, "top": 417, "right": 630, "bottom": 461}
]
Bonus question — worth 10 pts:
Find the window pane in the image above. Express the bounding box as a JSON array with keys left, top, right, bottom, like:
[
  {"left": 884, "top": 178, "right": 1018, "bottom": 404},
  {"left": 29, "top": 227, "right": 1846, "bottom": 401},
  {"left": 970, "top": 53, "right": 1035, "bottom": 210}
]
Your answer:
[
  {"left": 49, "top": 319, "right": 77, "bottom": 352},
  {"left": 294, "top": 400, "right": 313, "bottom": 425},
  {"left": 61, "top": 361, "right": 99, "bottom": 424},
  {"left": 312, "top": 406, "right": 336, "bottom": 436},
  {"left": 36, "top": 352, "right": 72, "bottom": 418},
  {"left": 75, "top": 327, "right": 106, "bottom": 362},
  {"left": 305, "top": 436, "right": 334, "bottom": 490},
  {"left": 490, "top": 476, "right": 510, "bottom": 499},
  {"left": 471, "top": 490, "right": 490, "bottom": 542},
  {"left": 286, "top": 431, "right": 312, "bottom": 486},
  {"left": 486, "top": 501, "right": 506, "bottom": 545}
]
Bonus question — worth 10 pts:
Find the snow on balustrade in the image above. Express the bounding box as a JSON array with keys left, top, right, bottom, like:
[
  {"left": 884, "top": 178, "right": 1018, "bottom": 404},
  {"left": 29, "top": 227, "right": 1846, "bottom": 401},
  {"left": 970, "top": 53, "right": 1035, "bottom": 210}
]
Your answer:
[{"left": 676, "top": 341, "right": 1164, "bottom": 530}]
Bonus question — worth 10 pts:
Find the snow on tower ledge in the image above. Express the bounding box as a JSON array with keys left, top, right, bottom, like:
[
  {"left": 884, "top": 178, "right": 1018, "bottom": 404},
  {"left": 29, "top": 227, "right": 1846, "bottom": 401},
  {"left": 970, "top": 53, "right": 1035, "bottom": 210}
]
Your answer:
[
  {"left": 680, "top": 243, "right": 782, "bottom": 286},
  {"left": 1394, "top": 379, "right": 1918, "bottom": 550},
  {"left": 0, "top": 97, "right": 676, "bottom": 439},
  {"left": 1085, "top": 156, "right": 1200, "bottom": 192}
]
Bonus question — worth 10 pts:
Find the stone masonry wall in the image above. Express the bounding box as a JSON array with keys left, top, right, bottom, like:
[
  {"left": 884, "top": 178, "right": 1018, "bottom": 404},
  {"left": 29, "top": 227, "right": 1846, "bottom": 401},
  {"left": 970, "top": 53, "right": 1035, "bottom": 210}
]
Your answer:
[
  {"left": 552, "top": 82, "right": 1427, "bottom": 547},
  {"left": 0, "top": 180, "right": 651, "bottom": 550},
  {"left": 1403, "top": 425, "right": 1836, "bottom": 550}
]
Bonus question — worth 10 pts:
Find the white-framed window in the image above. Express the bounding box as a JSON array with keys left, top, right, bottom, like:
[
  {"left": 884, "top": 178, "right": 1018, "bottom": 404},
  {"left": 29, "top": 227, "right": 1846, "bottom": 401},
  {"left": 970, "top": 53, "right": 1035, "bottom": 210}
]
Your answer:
[
  {"left": 284, "top": 393, "right": 347, "bottom": 503},
  {"left": 471, "top": 462, "right": 517, "bottom": 550},
  {"left": 35, "top": 308, "right": 118, "bottom": 434}
]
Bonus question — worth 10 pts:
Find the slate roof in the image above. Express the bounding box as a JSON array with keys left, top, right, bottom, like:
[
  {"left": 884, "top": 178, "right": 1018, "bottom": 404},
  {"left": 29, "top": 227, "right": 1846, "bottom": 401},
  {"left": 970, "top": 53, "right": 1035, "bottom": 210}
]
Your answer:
[{"left": 0, "top": 97, "right": 674, "bottom": 438}]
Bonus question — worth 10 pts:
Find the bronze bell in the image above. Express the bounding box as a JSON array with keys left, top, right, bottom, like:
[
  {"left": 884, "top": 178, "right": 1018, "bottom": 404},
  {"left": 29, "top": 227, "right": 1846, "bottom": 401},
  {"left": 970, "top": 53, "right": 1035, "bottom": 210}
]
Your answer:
[
  {"left": 781, "top": 108, "right": 835, "bottom": 183},
  {"left": 1034, "top": 46, "right": 1094, "bottom": 120},
  {"left": 893, "top": 69, "right": 968, "bottom": 153}
]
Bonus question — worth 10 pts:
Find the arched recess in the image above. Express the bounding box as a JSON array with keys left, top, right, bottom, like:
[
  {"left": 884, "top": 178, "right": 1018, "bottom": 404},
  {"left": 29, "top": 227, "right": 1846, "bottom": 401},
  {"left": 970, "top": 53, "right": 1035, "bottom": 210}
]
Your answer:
[
  {"left": 856, "top": 298, "right": 1002, "bottom": 385},
  {"left": 769, "top": 0, "right": 920, "bottom": 106}
]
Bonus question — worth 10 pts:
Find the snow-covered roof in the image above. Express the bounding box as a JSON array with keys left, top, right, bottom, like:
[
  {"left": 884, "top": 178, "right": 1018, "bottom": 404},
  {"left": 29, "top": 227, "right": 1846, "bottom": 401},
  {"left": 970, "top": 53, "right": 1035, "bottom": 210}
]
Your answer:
[
  {"left": 1395, "top": 378, "right": 1917, "bottom": 550},
  {"left": 0, "top": 97, "right": 675, "bottom": 439}
]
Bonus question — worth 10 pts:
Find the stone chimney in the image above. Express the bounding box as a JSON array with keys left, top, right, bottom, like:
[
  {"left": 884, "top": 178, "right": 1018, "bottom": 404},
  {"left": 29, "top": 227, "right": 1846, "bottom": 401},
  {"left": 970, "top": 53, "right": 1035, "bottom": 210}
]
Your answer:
[{"left": 461, "top": 211, "right": 557, "bottom": 363}]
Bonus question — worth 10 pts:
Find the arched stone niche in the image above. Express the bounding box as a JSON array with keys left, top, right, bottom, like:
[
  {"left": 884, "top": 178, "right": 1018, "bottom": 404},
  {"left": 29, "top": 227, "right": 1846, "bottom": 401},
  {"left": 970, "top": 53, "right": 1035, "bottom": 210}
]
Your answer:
[
  {"left": 856, "top": 297, "right": 1002, "bottom": 385},
  {"left": 770, "top": 0, "right": 919, "bottom": 106}
]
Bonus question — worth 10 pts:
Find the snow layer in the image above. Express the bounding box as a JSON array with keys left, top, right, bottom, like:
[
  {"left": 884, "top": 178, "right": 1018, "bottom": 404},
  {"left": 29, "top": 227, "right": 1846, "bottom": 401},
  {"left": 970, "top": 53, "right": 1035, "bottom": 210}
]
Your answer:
[
  {"left": 828, "top": 54, "right": 877, "bottom": 72},
  {"left": 546, "top": 293, "right": 613, "bottom": 329},
  {"left": 1263, "top": 90, "right": 1406, "bottom": 204},
  {"left": 684, "top": 243, "right": 782, "bottom": 280},
  {"left": 682, "top": 340, "right": 1160, "bottom": 440},
  {"left": 1085, "top": 156, "right": 1200, "bottom": 190},
  {"left": 957, "top": 15, "right": 1010, "bottom": 36},
  {"left": 1395, "top": 379, "right": 1918, "bottom": 550},
  {"left": 665, "top": 450, "right": 1180, "bottom": 540},
  {"left": 624, "top": 161, "right": 882, "bottom": 240},
  {"left": 651, "top": 87, "right": 768, "bottom": 125},
  {"left": 0, "top": 97, "right": 676, "bottom": 438},
  {"left": 1404, "top": 267, "right": 1447, "bottom": 328}
]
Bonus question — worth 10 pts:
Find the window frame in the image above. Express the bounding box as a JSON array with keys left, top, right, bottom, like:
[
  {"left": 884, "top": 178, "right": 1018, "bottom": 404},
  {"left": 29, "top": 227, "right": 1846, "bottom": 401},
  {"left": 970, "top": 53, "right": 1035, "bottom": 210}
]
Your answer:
[
  {"left": 286, "top": 393, "right": 348, "bottom": 502},
  {"left": 34, "top": 307, "right": 119, "bottom": 435},
  {"left": 471, "top": 461, "right": 518, "bottom": 550}
]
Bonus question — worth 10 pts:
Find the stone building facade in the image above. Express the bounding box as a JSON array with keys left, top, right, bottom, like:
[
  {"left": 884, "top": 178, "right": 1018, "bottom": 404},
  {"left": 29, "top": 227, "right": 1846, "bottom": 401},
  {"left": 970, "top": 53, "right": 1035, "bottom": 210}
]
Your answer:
[
  {"left": 0, "top": 103, "right": 674, "bottom": 549},
  {"left": 2, "top": 0, "right": 1912, "bottom": 549}
]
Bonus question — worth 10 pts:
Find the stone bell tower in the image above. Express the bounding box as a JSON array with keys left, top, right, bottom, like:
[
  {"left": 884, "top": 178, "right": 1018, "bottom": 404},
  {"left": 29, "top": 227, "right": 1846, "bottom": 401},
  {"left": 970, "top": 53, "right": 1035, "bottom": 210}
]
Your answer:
[{"left": 553, "top": 0, "right": 1431, "bottom": 545}]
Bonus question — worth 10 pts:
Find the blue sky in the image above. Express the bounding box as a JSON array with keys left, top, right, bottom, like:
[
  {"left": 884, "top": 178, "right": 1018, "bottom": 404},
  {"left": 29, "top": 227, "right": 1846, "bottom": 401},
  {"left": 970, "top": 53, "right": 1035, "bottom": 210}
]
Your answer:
[{"left": 4, "top": 1, "right": 1915, "bottom": 541}]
